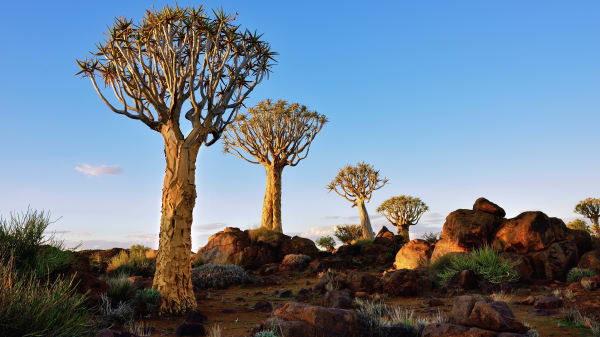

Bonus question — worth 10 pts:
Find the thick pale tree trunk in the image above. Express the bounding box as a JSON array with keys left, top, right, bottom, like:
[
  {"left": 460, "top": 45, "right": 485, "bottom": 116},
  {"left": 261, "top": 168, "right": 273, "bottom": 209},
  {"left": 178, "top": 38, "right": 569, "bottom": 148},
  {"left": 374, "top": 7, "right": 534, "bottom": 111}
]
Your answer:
[
  {"left": 153, "top": 127, "right": 199, "bottom": 315},
  {"left": 261, "top": 165, "right": 283, "bottom": 232},
  {"left": 357, "top": 199, "right": 374, "bottom": 239},
  {"left": 592, "top": 217, "right": 600, "bottom": 237},
  {"left": 397, "top": 223, "right": 410, "bottom": 243}
]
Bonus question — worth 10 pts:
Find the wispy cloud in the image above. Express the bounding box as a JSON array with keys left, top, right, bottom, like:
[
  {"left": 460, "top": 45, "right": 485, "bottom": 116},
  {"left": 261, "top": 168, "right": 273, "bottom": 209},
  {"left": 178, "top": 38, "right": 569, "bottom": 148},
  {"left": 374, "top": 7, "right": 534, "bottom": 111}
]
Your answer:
[{"left": 75, "top": 164, "right": 122, "bottom": 176}]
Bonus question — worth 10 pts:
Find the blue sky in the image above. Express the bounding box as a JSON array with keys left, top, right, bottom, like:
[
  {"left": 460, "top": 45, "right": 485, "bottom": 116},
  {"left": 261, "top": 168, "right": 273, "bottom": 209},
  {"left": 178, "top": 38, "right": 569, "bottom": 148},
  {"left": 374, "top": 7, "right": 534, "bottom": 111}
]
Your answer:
[{"left": 0, "top": 1, "right": 598, "bottom": 250}]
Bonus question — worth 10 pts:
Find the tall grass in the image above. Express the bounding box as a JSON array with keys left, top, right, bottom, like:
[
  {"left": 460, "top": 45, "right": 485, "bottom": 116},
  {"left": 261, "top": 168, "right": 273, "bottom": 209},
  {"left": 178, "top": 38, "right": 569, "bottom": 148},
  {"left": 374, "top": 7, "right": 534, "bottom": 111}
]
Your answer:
[
  {"left": 0, "top": 256, "right": 91, "bottom": 337},
  {"left": 108, "top": 245, "right": 155, "bottom": 277},
  {"left": 436, "top": 246, "right": 519, "bottom": 285}
]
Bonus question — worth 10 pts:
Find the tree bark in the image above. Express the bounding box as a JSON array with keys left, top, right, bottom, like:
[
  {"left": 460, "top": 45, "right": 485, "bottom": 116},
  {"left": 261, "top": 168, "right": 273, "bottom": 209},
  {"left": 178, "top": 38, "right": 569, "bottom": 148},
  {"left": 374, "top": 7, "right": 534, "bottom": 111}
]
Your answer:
[
  {"left": 153, "top": 127, "right": 199, "bottom": 315},
  {"left": 357, "top": 199, "right": 374, "bottom": 239},
  {"left": 261, "top": 165, "right": 283, "bottom": 232},
  {"left": 397, "top": 223, "right": 410, "bottom": 243},
  {"left": 592, "top": 217, "right": 600, "bottom": 237}
]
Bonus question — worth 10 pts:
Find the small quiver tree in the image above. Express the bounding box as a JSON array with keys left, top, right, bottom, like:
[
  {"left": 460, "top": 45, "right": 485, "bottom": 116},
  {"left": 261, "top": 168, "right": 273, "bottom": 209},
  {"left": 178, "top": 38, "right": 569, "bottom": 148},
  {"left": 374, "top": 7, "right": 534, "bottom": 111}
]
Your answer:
[
  {"left": 326, "top": 163, "right": 388, "bottom": 239},
  {"left": 574, "top": 198, "right": 600, "bottom": 236},
  {"left": 566, "top": 219, "right": 590, "bottom": 233},
  {"left": 76, "top": 5, "right": 275, "bottom": 314},
  {"left": 223, "top": 99, "right": 326, "bottom": 232},
  {"left": 377, "top": 195, "right": 429, "bottom": 243}
]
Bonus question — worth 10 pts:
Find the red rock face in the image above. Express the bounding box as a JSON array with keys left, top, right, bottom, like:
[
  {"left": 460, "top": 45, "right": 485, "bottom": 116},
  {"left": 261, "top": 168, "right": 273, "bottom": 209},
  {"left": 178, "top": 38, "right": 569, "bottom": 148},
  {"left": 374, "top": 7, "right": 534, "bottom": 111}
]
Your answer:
[
  {"left": 492, "top": 212, "right": 563, "bottom": 254},
  {"left": 393, "top": 239, "right": 433, "bottom": 270},
  {"left": 381, "top": 268, "right": 432, "bottom": 296},
  {"left": 473, "top": 197, "right": 506, "bottom": 217},
  {"left": 451, "top": 295, "right": 528, "bottom": 334}
]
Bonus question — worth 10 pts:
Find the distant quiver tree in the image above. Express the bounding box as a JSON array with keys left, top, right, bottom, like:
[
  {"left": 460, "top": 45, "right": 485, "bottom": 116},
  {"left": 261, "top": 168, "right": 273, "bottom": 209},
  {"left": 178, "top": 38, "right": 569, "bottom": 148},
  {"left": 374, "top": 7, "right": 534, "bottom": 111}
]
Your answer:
[
  {"left": 377, "top": 195, "right": 428, "bottom": 243},
  {"left": 574, "top": 198, "right": 600, "bottom": 236}
]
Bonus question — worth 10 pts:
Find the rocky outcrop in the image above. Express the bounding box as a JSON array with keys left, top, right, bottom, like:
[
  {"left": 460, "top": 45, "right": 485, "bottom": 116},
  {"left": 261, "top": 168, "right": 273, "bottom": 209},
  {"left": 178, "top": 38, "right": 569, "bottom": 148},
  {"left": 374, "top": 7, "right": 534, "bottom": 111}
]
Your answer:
[
  {"left": 196, "top": 227, "right": 317, "bottom": 268},
  {"left": 473, "top": 197, "right": 506, "bottom": 217},
  {"left": 577, "top": 248, "right": 600, "bottom": 273},
  {"left": 381, "top": 268, "right": 432, "bottom": 297},
  {"left": 393, "top": 239, "right": 433, "bottom": 270}
]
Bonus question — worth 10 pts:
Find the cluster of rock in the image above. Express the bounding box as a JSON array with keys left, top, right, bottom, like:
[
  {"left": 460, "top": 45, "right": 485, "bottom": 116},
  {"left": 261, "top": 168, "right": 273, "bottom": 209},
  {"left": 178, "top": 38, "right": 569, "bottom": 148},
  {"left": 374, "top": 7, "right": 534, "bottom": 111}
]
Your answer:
[{"left": 394, "top": 197, "right": 596, "bottom": 281}]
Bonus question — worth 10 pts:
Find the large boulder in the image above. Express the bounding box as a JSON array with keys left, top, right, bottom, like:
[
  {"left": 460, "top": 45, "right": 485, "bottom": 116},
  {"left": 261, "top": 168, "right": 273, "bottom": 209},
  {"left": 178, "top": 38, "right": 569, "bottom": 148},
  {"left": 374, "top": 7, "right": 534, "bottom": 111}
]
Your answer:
[
  {"left": 381, "top": 269, "right": 432, "bottom": 296},
  {"left": 577, "top": 249, "right": 600, "bottom": 273},
  {"left": 256, "top": 302, "right": 364, "bottom": 337},
  {"left": 473, "top": 197, "right": 506, "bottom": 217},
  {"left": 393, "top": 239, "right": 433, "bottom": 270},
  {"left": 451, "top": 295, "right": 528, "bottom": 333},
  {"left": 197, "top": 227, "right": 318, "bottom": 268}
]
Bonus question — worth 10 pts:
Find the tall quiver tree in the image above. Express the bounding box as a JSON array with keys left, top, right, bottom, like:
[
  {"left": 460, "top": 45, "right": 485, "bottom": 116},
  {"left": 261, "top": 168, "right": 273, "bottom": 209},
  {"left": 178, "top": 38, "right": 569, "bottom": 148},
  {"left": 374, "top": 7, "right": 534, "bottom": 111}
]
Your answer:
[
  {"left": 377, "top": 195, "right": 429, "bottom": 243},
  {"left": 575, "top": 198, "right": 600, "bottom": 236},
  {"left": 327, "top": 163, "right": 388, "bottom": 239},
  {"left": 223, "top": 99, "right": 326, "bottom": 232},
  {"left": 76, "top": 6, "right": 275, "bottom": 314}
]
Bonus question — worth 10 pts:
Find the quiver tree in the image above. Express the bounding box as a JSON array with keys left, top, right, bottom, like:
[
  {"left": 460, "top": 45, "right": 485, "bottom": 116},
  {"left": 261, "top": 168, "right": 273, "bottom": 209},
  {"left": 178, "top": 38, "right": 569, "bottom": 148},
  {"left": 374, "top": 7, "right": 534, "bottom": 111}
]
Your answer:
[
  {"left": 76, "top": 5, "right": 275, "bottom": 314},
  {"left": 223, "top": 99, "right": 326, "bottom": 232},
  {"left": 566, "top": 219, "right": 590, "bottom": 233},
  {"left": 327, "top": 163, "right": 388, "bottom": 239},
  {"left": 574, "top": 198, "right": 600, "bottom": 236},
  {"left": 376, "top": 195, "right": 429, "bottom": 243}
]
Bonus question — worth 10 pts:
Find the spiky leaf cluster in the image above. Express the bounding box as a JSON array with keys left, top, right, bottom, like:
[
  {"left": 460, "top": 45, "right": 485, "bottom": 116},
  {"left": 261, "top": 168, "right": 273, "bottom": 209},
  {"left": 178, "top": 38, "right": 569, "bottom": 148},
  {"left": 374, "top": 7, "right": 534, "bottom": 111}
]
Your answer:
[
  {"left": 376, "top": 195, "right": 429, "bottom": 226},
  {"left": 327, "top": 162, "right": 388, "bottom": 206},
  {"left": 76, "top": 5, "right": 276, "bottom": 145},
  {"left": 574, "top": 198, "right": 600, "bottom": 220},
  {"left": 223, "top": 99, "right": 327, "bottom": 166},
  {"left": 566, "top": 219, "right": 590, "bottom": 233}
]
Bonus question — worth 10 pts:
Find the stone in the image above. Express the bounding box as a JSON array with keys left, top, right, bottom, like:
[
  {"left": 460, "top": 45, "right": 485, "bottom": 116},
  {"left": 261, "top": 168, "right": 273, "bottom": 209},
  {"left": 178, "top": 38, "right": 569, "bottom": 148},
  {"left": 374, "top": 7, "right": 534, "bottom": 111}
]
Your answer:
[
  {"left": 252, "top": 300, "right": 273, "bottom": 313},
  {"left": 346, "top": 272, "right": 381, "bottom": 293},
  {"left": 580, "top": 275, "right": 600, "bottom": 290},
  {"left": 324, "top": 290, "right": 354, "bottom": 309},
  {"left": 393, "top": 239, "right": 433, "bottom": 270},
  {"left": 186, "top": 311, "right": 208, "bottom": 324},
  {"left": 533, "top": 295, "right": 563, "bottom": 309},
  {"left": 473, "top": 197, "right": 506, "bottom": 217},
  {"left": 578, "top": 249, "right": 600, "bottom": 273},
  {"left": 381, "top": 269, "right": 432, "bottom": 296},
  {"left": 280, "top": 254, "right": 311, "bottom": 270},
  {"left": 492, "top": 212, "right": 567, "bottom": 255},
  {"left": 451, "top": 295, "right": 527, "bottom": 333},
  {"left": 175, "top": 322, "right": 206, "bottom": 336}
]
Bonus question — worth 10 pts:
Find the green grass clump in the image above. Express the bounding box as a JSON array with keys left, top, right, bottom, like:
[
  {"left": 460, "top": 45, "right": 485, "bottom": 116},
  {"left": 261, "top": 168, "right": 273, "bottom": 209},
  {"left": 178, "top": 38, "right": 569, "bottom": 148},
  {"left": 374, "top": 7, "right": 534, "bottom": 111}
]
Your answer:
[
  {"left": 334, "top": 224, "right": 363, "bottom": 244},
  {"left": 134, "top": 288, "right": 161, "bottom": 315},
  {"left": 355, "top": 238, "right": 374, "bottom": 247},
  {"left": 0, "top": 257, "right": 91, "bottom": 337},
  {"left": 107, "top": 275, "right": 137, "bottom": 304},
  {"left": 248, "top": 227, "right": 284, "bottom": 243},
  {"left": 191, "top": 264, "right": 251, "bottom": 289},
  {"left": 436, "top": 246, "right": 519, "bottom": 285},
  {"left": 316, "top": 236, "right": 336, "bottom": 252},
  {"left": 108, "top": 245, "right": 155, "bottom": 277},
  {"left": 566, "top": 268, "right": 597, "bottom": 283},
  {"left": 253, "top": 328, "right": 279, "bottom": 337}
]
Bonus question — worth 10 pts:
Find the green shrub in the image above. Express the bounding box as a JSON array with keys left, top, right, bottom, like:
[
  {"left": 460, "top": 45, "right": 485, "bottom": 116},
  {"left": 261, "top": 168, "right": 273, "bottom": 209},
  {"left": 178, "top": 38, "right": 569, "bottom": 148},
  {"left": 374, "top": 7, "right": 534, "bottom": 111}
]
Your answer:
[
  {"left": 421, "top": 232, "right": 440, "bottom": 243},
  {"left": 437, "top": 246, "right": 519, "bottom": 285},
  {"left": 334, "top": 224, "right": 363, "bottom": 244},
  {"left": 316, "top": 236, "right": 336, "bottom": 251},
  {"left": 108, "top": 245, "right": 155, "bottom": 277},
  {"left": 427, "top": 253, "right": 455, "bottom": 287},
  {"left": 134, "top": 288, "right": 161, "bottom": 315},
  {"left": 0, "top": 257, "right": 91, "bottom": 337},
  {"left": 567, "top": 268, "right": 597, "bottom": 283},
  {"left": 107, "top": 275, "right": 137, "bottom": 304},
  {"left": 191, "top": 264, "right": 251, "bottom": 289},
  {"left": 34, "top": 245, "right": 73, "bottom": 278},
  {"left": 254, "top": 328, "right": 279, "bottom": 337}
]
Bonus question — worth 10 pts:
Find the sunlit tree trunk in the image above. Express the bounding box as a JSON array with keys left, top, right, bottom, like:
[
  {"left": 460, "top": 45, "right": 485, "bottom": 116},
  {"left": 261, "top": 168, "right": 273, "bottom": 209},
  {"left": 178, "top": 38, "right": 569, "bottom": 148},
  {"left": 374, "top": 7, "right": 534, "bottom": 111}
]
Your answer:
[
  {"left": 153, "top": 127, "right": 199, "bottom": 315},
  {"left": 261, "top": 165, "right": 283, "bottom": 232},
  {"left": 357, "top": 198, "right": 374, "bottom": 239},
  {"left": 397, "top": 223, "right": 410, "bottom": 243},
  {"left": 592, "top": 218, "right": 600, "bottom": 237}
]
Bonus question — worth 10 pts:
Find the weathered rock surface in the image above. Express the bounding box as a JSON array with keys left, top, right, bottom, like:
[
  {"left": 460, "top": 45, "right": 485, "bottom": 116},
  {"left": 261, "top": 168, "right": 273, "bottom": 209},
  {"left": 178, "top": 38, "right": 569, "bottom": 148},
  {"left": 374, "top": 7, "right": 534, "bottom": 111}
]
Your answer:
[
  {"left": 382, "top": 269, "right": 431, "bottom": 296},
  {"left": 473, "top": 197, "right": 506, "bottom": 217},
  {"left": 451, "top": 295, "right": 528, "bottom": 333},
  {"left": 578, "top": 249, "right": 600, "bottom": 273},
  {"left": 393, "top": 239, "right": 433, "bottom": 270}
]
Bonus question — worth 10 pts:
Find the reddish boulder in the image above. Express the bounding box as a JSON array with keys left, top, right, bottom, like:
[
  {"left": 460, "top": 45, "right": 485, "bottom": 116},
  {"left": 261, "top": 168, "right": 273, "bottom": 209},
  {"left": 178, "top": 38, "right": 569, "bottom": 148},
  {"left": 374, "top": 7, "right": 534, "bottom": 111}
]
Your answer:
[
  {"left": 500, "top": 253, "right": 533, "bottom": 281},
  {"left": 281, "top": 236, "right": 319, "bottom": 258},
  {"left": 451, "top": 295, "right": 528, "bottom": 333},
  {"left": 431, "top": 239, "right": 469, "bottom": 262},
  {"left": 323, "top": 290, "right": 354, "bottom": 309},
  {"left": 393, "top": 239, "right": 433, "bottom": 270},
  {"left": 376, "top": 226, "right": 395, "bottom": 239},
  {"left": 492, "top": 212, "right": 567, "bottom": 255},
  {"left": 473, "top": 197, "right": 506, "bottom": 218},
  {"left": 533, "top": 295, "right": 563, "bottom": 309},
  {"left": 578, "top": 249, "right": 600, "bottom": 273},
  {"left": 382, "top": 269, "right": 431, "bottom": 297},
  {"left": 346, "top": 272, "right": 381, "bottom": 293},
  {"left": 528, "top": 240, "right": 578, "bottom": 280}
]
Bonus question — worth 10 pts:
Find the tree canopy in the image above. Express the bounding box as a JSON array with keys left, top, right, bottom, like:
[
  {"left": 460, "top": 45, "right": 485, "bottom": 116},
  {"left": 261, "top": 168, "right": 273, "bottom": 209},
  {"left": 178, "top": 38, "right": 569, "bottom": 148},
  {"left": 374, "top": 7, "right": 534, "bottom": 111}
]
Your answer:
[
  {"left": 574, "top": 197, "right": 600, "bottom": 235},
  {"left": 377, "top": 195, "right": 429, "bottom": 226},
  {"left": 566, "top": 219, "right": 590, "bottom": 233},
  {"left": 326, "top": 162, "right": 388, "bottom": 207}
]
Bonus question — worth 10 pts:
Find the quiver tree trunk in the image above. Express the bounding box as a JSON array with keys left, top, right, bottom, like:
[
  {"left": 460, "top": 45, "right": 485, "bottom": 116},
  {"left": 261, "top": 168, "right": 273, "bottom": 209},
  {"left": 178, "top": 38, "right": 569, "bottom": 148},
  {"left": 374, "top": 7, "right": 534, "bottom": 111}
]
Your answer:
[
  {"left": 397, "top": 223, "right": 411, "bottom": 243},
  {"left": 261, "top": 165, "right": 283, "bottom": 232},
  {"left": 357, "top": 199, "right": 374, "bottom": 239},
  {"left": 153, "top": 128, "right": 199, "bottom": 315},
  {"left": 592, "top": 218, "right": 600, "bottom": 237}
]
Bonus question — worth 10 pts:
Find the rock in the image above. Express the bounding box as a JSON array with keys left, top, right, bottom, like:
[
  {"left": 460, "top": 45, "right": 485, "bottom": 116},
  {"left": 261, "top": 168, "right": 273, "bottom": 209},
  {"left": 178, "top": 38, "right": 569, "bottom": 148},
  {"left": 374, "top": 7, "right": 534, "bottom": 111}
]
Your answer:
[
  {"left": 393, "top": 239, "right": 433, "bottom": 270},
  {"left": 252, "top": 300, "right": 273, "bottom": 313},
  {"left": 580, "top": 275, "right": 600, "bottom": 290},
  {"left": 376, "top": 226, "right": 395, "bottom": 239},
  {"left": 567, "top": 229, "right": 593, "bottom": 256},
  {"left": 346, "top": 272, "right": 381, "bottom": 293},
  {"left": 280, "top": 254, "right": 311, "bottom": 270},
  {"left": 428, "top": 298, "right": 444, "bottom": 307},
  {"left": 533, "top": 295, "right": 563, "bottom": 309},
  {"left": 279, "top": 290, "right": 293, "bottom": 298},
  {"left": 280, "top": 236, "right": 319, "bottom": 258},
  {"left": 295, "top": 288, "right": 311, "bottom": 302},
  {"left": 258, "top": 302, "right": 364, "bottom": 337},
  {"left": 445, "top": 270, "right": 479, "bottom": 291},
  {"left": 382, "top": 269, "right": 432, "bottom": 296},
  {"left": 500, "top": 253, "right": 533, "bottom": 281},
  {"left": 527, "top": 240, "right": 578, "bottom": 280},
  {"left": 578, "top": 249, "right": 600, "bottom": 273},
  {"left": 324, "top": 290, "right": 354, "bottom": 309},
  {"left": 127, "top": 276, "right": 153, "bottom": 289},
  {"left": 430, "top": 209, "right": 501, "bottom": 262},
  {"left": 492, "top": 212, "right": 567, "bottom": 255},
  {"left": 473, "top": 197, "right": 506, "bottom": 217},
  {"left": 451, "top": 295, "right": 527, "bottom": 333},
  {"left": 517, "top": 296, "right": 535, "bottom": 305},
  {"left": 175, "top": 322, "right": 206, "bottom": 336},
  {"left": 95, "top": 329, "right": 137, "bottom": 337},
  {"left": 186, "top": 311, "right": 208, "bottom": 324}
]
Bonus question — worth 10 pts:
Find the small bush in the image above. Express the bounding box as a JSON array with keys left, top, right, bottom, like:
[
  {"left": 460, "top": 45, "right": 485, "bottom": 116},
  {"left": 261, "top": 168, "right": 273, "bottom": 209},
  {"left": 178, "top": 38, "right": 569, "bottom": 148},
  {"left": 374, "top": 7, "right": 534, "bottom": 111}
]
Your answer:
[
  {"left": 567, "top": 268, "right": 597, "bottom": 283},
  {"left": 0, "top": 209, "right": 51, "bottom": 269},
  {"left": 248, "top": 227, "right": 283, "bottom": 243},
  {"left": 107, "top": 275, "right": 137, "bottom": 303},
  {"left": 490, "top": 291, "right": 513, "bottom": 303},
  {"left": 134, "top": 288, "right": 161, "bottom": 315},
  {"left": 100, "top": 293, "right": 134, "bottom": 325},
  {"left": 582, "top": 278, "right": 595, "bottom": 291},
  {"left": 316, "top": 236, "right": 336, "bottom": 252},
  {"left": 436, "top": 246, "right": 519, "bottom": 285},
  {"left": 334, "top": 224, "right": 363, "bottom": 244},
  {"left": 254, "top": 328, "right": 279, "bottom": 337},
  {"left": 421, "top": 232, "right": 440, "bottom": 243},
  {"left": 108, "top": 245, "right": 155, "bottom": 277},
  {"left": 34, "top": 245, "right": 73, "bottom": 278},
  {"left": 427, "top": 253, "right": 455, "bottom": 287},
  {"left": 207, "top": 324, "right": 222, "bottom": 337},
  {"left": 0, "top": 257, "right": 91, "bottom": 337},
  {"left": 355, "top": 238, "right": 373, "bottom": 247},
  {"left": 191, "top": 264, "right": 251, "bottom": 289},
  {"left": 281, "top": 254, "right": 311, "bottom": 267},
  {"left": 126, "top": 321, "right": 153, "bottom": 337}
]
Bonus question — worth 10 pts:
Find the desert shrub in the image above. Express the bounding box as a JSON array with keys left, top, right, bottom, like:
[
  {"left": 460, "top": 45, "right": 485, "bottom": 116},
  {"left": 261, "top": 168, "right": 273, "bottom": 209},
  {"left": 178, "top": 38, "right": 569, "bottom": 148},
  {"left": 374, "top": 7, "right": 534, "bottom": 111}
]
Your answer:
[
  {"left": 281, "top": 254, "right": 311, "bottom": 267},
  {"left": 421, "top": 232, "right": 440, "bottom": 243},
  {"left": 437, "top": 246, "right": 519, "bottom": 285},
  {"left": 567, "top": 268, "right": 597, "bottom": 283},
  {"left": 108, "top": 246, "right": 155, "bottom": 277},
  {"left": 334, "top": 224, "right": 363, "bottom": 244},
  {"left": 0, "top": 257, "right": 91, "bottom": 337},
  {"left": 207, "top": 324, "right": 222, "bottom": 337},
  {"left": 191, "top": 264, "right": 252, "bottom": 289},
  {"left": 107, "top": 275, "right": 137, "bottom": 304},
  {"left": 192, "top": 256, "right": 205, "bottom": 268},
  {"left": 427, "top": 253, "right": 455, "bottom": 287},
  {"left": 126, "top": 321, "right": 153, "bottom": 337},
  {"left": 34, "top": 244, "right": 73, "bottom": 278},
  {"left": 490, "top": 291, "right": 513, "bottom": 303},
  {"left": 355, "top": 299, "right": 445, "bottom": 337},
  {"left": 100, "top": 293, "right": 134, "bottom": 325},
  {"left": 253, "top": 328, "right": 279, "bottom": 337},
  {"left": 355, "top": 238, "right": 373, "bottom": 247},
  {"left": 248, "top": 227, "right": 283, "bottom": 243},
  {"left": 582, "top": 278, "right": 595, "bottom": 291},
  {"left": 316, "top": 236, "right": 336, "bottom": 251},
  {"left": 134, "top": 288, "right": 161, "bottom": 315}
]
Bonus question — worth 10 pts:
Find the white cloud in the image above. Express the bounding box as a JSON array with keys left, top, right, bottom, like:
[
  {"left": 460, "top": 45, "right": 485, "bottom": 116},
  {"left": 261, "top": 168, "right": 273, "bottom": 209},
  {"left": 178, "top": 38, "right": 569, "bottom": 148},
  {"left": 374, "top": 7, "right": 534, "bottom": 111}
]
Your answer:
[
  {"left": 75, "top": 164, "right": 122, "bottom": 176},
  {"left": 300, "top": 225, "right": 336, "bottom": 241}
]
